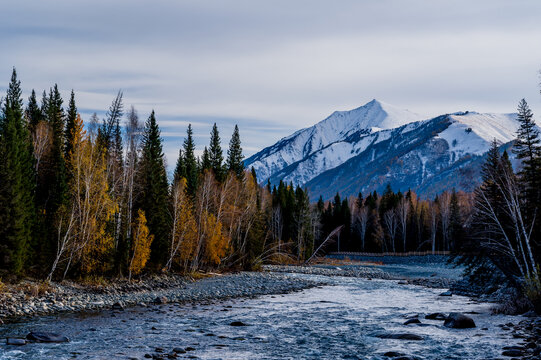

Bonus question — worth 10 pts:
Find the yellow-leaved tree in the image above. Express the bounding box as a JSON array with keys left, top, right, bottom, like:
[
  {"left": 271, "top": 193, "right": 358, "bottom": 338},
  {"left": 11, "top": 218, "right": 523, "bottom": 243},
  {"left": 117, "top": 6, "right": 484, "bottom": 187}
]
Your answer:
[
  {"left": 201, "top": 211, "right": 229, "bottom": 267},
  {"left": 69, "top": 114, "right": 117, "bottom": 276},
  {"left": 167, "top": 178, "right": 198, "bottom": 271},
  {"left": 128, "top": 209, "right": 153, "bottom": 280}
]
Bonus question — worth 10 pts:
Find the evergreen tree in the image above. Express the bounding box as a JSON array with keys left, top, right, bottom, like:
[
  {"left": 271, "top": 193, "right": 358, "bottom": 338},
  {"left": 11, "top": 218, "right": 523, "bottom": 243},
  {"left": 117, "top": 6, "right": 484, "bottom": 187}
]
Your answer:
[
  {"left": 201, "top": 146, "right": 211, "bottom": 171},
  {"left": 513, "top": 99, "right": 540, "bottom": 235},
  {"left": 183, "top": 124, "right": 198, "bottom": 195},
  {"left": 0, "top": 69, "right": 36, "bottom": 274},
  {"left": 25, "top": 89, "right": 42, "bottom": 130},
  {"left": 173, "top": 149, "right": 186, "bottom": 185},
  {"left": 138, "top": 111, "right": 170, "bottom": 267},
  {"left": 46, "top": 84, "right": 67, "bottom": 213},
  {"left": 226, "top": 125, "right": 244, "bottom": 178},
  {"left": 208, "top": 123, "right": 225, "bottom": 181},
  {"left": 64, "top": 90, "right": 77, "bottom": 160}
]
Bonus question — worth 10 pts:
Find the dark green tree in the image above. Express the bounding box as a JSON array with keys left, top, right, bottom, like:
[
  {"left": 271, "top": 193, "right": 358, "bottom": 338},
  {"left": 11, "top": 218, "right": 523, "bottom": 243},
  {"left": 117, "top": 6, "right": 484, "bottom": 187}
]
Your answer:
[
  {"left": 201, "top": 146, "right": 211, "bottom": 171},
  {"left": 138, "top": 111, "right": 170, "bottom": 267},
  {"left": 183, "top": 124, "right": 198, "bottom": 195},
  {"left": 25, "top": 89, "right": 42, "bottom": 130},
  {"left": 0, "top": 69, "right": 36, "bottom": 274},
  {"left": 513, "top": 99, "right": 540, "bottom": 240},
  {"left": 226, "top": 125, "right": 244, "bottom": 178},
  {"left": 173, "top": 149, "right": 186, "bottom": 185},
  {"left": 64, "top": 90, "right": 77, "bottom": 160},
  {"left": 208, "top": 123, "right": 225, "bottom": 181}
]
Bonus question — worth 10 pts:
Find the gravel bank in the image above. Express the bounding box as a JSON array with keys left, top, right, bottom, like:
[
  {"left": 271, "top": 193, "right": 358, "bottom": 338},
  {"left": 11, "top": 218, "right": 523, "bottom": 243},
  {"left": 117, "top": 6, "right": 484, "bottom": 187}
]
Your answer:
[
  {"left": 263, "top": 264, "right": 392, "bottom": 279},
  {"left": 0, "top": 272, "right": 321, "bottom": 322}
]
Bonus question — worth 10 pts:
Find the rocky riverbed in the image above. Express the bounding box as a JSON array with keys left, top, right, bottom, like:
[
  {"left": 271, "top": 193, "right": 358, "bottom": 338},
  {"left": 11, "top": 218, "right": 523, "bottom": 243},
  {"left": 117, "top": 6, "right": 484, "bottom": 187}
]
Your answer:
[{"left": 0, "top": 272, "right": 322, "bottom": 323}]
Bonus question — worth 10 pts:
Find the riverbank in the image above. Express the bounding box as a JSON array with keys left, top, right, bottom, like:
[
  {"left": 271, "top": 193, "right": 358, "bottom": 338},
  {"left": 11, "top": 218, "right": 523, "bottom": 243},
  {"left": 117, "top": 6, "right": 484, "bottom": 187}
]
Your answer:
[{"left": 0, "top": 272, "right": 322, "bottom": 323}]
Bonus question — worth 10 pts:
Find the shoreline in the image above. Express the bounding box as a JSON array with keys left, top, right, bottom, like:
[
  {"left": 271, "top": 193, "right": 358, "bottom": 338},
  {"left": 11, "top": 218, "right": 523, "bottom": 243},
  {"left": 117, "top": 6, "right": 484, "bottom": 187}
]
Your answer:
[{"left": 0, "top": 271, "right": 323, "bottom": 324}]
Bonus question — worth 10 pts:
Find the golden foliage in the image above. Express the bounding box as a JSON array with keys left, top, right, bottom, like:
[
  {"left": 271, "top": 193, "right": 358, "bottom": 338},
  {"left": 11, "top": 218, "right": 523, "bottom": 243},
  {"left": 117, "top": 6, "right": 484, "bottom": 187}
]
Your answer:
[
  {"left": 201, "top": 211, "right": 229, "bottom": 266},
  {"left": 129, "top": 209, "right": 154, "bottom": 278},
  {"left": 171, "top": 178, "right": 198, "bottom": 267},
  {"left": 69, "top": 114, "right": 117, "bottom": 275}
]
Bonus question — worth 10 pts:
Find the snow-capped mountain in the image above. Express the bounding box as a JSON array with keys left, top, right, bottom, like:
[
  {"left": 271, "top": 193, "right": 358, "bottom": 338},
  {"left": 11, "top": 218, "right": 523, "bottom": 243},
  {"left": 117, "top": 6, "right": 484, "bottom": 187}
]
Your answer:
[{"left": 245, "top": 100, "right": 519, "bottom": 201}]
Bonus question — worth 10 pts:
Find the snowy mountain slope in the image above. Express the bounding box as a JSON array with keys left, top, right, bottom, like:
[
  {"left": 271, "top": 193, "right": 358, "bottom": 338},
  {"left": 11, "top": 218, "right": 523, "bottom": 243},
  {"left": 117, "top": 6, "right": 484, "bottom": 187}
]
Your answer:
[
  {"left": 245, "top": 99, "right": 426, "bottom": 183},
  {"left": 246, "top": 100, "right": 520, "bottom": 200}
]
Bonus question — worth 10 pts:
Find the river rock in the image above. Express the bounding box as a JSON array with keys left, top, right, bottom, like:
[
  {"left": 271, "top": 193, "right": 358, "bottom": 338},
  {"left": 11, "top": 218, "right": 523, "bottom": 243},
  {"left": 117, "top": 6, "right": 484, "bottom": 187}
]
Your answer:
[
  {"left": 439, "top": 291, "right": 452, "bottom": 296},
  {"left": 26, "top": 331, "right": 69, "bottom": 343},
  {"left": 375, "top": 333, "right": 423, "bottom": 340},
  {"left": 383, "top": 351, "right": 405, "bottom": 357},
  {"left": 501, "top": 349, "right": 522, "bottom": 357},
  {"left": 230, "top": 321, "right": 248, "bottom": 326},
  {"left": 425, "top": 313, "right": 446, "bottom": 320},
  {"left": 112, "top": 302, "right": 124, "bottom": 311},
  {"left": 443, "top": 313, "right": 476, "bottom": 329},
  {"left": 404, "top": 318, "right": 421, "bottom": 325},
  {"left": 154, "top": 296, "right": 168, "bottom": 304},
  {"left": 6, "top": 338, "right": 26, "bottom": 345}
]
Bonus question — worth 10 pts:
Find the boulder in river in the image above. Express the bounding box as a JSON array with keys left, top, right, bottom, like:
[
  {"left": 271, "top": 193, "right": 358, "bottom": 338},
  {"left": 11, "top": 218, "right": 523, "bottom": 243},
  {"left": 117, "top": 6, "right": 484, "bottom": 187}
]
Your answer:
[
  {"left": 26, "top": 331, "right": 69, "bottom": 343},
  {"left": 443, "top": 313, "right": 476, "bottom": 329},
  {"left": 403, "top": 318, "right": 421, "bottom": 325},
  {"left": 375, "top": 333, "right": 423, "bottom": 340},
  {"left": 230, "top": 321, "right": 248, "bottom": 326},
  {"left": 439, "top": 291, "right": 452, "bottom": 296},
  {"left": 425, "top": 312, "right": 446, "bottom": 320},
  {"left": 6, "top": 338, "right": 26, "bottom": 345}
]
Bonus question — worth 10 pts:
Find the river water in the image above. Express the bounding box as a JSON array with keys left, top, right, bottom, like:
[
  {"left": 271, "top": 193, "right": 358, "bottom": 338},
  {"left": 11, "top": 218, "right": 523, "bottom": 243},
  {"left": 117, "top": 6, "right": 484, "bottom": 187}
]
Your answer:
[{"left": 0, "top": 274, "right": 521, "bottom": 359}]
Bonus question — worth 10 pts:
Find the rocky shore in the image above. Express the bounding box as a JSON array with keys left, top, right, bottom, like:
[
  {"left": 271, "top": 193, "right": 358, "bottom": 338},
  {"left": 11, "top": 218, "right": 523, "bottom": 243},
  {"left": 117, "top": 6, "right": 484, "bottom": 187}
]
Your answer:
[{"left": 0, "top": 272, "right": 322, "bottom": 322}]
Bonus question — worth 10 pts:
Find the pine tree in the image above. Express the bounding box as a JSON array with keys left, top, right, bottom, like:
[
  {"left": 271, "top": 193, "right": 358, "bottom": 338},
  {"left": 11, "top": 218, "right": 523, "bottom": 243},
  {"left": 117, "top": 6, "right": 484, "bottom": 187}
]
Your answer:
[
  {"left": 183, "top": 124, "right": 198, "bottom": 195},
  {"left": 64, "top": 90, "right": 77, "bottom": 161},
  {"left": 513, "top": 99, "right": 540, "bottom": 233},
  {"left": 138, "top": 111, "right": 170, "bottom": 267},
  {"left": 226, "top": 125, "right": 244, "bottom": 178},
  {"left": 201, "top": 146, "right": 211, "bottom": 171},
  {"left": 173, "top": 149, "right": 186, "bottom": 185},
  {"left": 0, "top": 69, "right": 36, "bottom": 274},
  {"left": 25, "top": 89, "right": 42, "bottom": 130},
  {"left": 46, "top": 84, "right": 67, "bottom": 212},
  {"left": 208, "top": 123, "right": 225, "bottom": 181}
]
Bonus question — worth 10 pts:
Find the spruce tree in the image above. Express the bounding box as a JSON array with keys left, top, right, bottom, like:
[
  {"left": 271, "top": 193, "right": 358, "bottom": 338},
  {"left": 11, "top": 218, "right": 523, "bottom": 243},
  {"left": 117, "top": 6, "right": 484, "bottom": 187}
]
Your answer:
[
  {"left": 226, "top": 125, "right": 244, "bottom": 178},
  {"left": 47, "top": 84, "right": 67, "bottom": 212},
  {"left": 25, "top": 89, "right": 42, "bottom": 130},
  {"left": 201, "top": 146, "right": 211, "bottom": 171},
  {"left": 64, "top": 90, "right": 77, "bottom": 160},
  {"left": 138, "top": 110, "right": 170, "bottom": 267},
  {"left": 173, "top": 149, "right": 186, "bottom": 185},
  {"left": 0, "top": 69, "right": 36, "bottom": 274},
  {"left": 183, "top": 124, "right": 198, "bottom": 195},
  {"left": 513, "top": 99, "right": 540, "bottom": 231},
  {"left": 208, "top": 123, "right": 225, "bottom": 181}
]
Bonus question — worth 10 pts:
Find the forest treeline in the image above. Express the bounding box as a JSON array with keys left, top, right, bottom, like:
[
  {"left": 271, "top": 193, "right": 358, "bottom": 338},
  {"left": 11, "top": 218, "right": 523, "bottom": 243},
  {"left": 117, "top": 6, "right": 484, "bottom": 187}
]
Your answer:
[
  {"left": 0, "top": 69, "right": 539, "bottom": 310},
  {"left": 0, "top": 69, "right": 272, "bottom": 280}
]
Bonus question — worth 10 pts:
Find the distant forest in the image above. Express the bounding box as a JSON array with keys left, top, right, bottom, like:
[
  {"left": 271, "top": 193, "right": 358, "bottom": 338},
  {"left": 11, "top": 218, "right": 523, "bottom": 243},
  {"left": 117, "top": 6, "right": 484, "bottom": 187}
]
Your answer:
[{"left": 0, "top": 69, "right": 539, "bottom": 309}]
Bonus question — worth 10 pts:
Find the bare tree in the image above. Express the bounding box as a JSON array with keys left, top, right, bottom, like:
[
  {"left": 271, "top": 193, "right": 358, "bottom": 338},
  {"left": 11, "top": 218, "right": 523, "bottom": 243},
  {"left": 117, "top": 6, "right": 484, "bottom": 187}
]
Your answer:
[
  {"left": 355, "top": 206, "right": 369, "bottom": 251},
  {"left": 439, "top": 191, "right": 451, "bottom": 250},
  {"left": 122, "top": 106, "right": 142, "bottom": 242},
  {"left": 475, "top": 162, "right": 538, "bottom": 280},
  {"left": 397, "top": 198, "right": 409, "bottom": 252},
  {"left": 32, "top": 121, "right": 51, "bottom": 172}
]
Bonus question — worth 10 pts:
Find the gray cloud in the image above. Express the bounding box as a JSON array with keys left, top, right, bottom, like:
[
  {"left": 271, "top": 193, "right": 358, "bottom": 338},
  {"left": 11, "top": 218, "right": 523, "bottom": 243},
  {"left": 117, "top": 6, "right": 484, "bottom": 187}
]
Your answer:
[{"left": 1, "top": 0, "right": 541, "bottom": 167}]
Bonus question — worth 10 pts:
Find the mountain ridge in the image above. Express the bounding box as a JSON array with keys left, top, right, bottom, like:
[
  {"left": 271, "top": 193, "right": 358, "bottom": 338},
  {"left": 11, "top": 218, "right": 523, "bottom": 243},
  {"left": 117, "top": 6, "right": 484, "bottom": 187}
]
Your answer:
[{"left": 245, "top": 100, "right": 519, "bottom": 200}]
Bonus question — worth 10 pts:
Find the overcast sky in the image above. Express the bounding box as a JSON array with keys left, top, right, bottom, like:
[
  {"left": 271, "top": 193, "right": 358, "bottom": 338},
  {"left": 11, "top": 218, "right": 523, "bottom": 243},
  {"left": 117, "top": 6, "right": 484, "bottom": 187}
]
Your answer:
[{"left": 1, "top": 0, "right": 541, "bottom": 166}]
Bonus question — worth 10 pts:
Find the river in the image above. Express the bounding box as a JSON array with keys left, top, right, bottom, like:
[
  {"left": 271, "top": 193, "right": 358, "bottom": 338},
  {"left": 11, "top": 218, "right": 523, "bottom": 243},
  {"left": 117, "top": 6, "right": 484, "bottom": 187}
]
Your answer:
[{"left": 0, "top": 271, "right": 522, "bottom": 360}]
